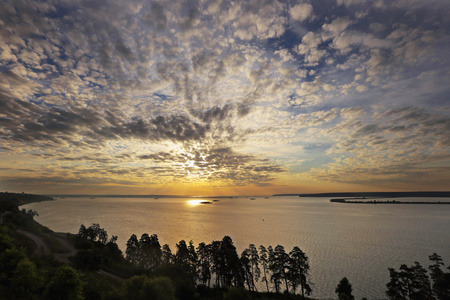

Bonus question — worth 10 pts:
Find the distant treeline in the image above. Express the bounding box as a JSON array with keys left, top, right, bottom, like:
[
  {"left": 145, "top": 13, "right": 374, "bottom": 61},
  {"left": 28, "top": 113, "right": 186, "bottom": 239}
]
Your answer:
[
  {"left": 330, "top": 199, "right": 450, "bottom": 204},
  {"left": 274, "top": 191, "right": 450, "bottom": 198}
]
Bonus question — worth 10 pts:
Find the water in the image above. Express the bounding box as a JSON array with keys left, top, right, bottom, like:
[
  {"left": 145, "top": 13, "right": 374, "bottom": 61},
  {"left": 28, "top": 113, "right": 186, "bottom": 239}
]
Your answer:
[{"left": 21, "top": 196, "right": 450, "bottom": 299}]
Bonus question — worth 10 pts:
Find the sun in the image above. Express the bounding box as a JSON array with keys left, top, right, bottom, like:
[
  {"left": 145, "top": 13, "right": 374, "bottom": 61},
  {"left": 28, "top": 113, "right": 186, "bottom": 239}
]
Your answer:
[
  {"left": 178, "top": 146, "right": 212, "bottom": 181},
  {"left": 187, "top": 199, "right": 212, "bottom": 206}
]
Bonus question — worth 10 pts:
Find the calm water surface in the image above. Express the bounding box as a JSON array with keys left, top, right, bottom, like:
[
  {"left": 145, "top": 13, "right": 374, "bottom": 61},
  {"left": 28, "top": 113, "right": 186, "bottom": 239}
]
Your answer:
[{"left": 22, "top": 196, "right": 450, "bottom": 299}]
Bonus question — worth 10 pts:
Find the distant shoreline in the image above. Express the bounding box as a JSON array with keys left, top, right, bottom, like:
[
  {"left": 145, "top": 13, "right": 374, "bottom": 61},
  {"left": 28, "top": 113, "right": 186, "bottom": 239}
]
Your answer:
[
  {"left": 330, "top": 198, "right": 450, "bottom": 204},
  {"left": 48, "top": 194, "right": 237, "bottom": 199},
  {"left": 273, "top": 191, "right": 450, "bottom": 198}
]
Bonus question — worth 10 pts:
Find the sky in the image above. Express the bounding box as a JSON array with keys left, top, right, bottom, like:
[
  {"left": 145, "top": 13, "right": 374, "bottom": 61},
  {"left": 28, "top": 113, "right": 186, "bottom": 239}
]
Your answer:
[{"left": 0, "top": 0, "right": 449, "bottom": 196}]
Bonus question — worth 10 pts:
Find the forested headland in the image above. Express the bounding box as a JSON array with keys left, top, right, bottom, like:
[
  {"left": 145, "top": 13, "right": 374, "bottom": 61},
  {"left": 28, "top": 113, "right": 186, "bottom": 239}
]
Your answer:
[
  {"left": 0, "top": 192, "right": 54, "bottom": 207},
  {"left": 1, "top": 193, "right": 450, "bottom": 299}
]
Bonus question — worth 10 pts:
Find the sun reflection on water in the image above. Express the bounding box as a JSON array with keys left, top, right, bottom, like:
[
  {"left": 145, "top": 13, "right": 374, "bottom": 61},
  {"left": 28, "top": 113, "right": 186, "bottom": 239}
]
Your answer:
[{"left": 187, "top": 199, "right": 212, "bottom": 206}]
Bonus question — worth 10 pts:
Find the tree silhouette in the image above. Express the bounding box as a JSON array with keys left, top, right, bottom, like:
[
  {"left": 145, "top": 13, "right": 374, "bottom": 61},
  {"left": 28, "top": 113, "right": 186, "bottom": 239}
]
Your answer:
[
  {"left": 240, "top": 248, "right": 252, "bottom": 290},
  {"left": 210, "top": 240, "right": 223, "bottom": 287},
  {"left": 113, "top": 230, "right": 317, "bottom": 296},
  {"left": 271, "top": 245, "right": 290, "bottom": 293},
  {"left": 268, "top": 245, "right": 281, "bottom": 293},
  {"left": 259, "top": 245, "right": 270, "bottom": 293},
  {"left": 188, "top": 240, "right": 199, "bottom": 283},
  {"left": 175, "top": 240, "right": 190, "bottom": 265},
  {"left": 289, "top": 246, "right": 312, "bottom": 297},
  {"left": 76, "top": 223, "right": 109, "bottom": 244},
  {"left": 220, "top": 236, "right": 243, "bottom": 287},
  {"left": 125, "top": 234, "right": 139, "bottom": 265},
  {"left": 162, "top": 244, "right": 173, "bottom": 264},
  {"left": 428, "top": 253, "right": 450, "bottom": 300},
  {"left": 196, "top": 242, "right": 211, "bottom": 287},
  {"left": 138, "top": 233, "right": 162, "bottom": 270},
  {"left": 249, "top": 244, "right": 260, "bottom": 291},
  {"left": 386, "top": 262, "right": 434, "bottom": 300},
  {"left": 336, "top": 277, "right": 354, "bottom": 300}
]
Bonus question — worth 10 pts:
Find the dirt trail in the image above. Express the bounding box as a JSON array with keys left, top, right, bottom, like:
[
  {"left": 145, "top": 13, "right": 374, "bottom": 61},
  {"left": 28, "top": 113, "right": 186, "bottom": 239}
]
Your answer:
[
  {"left": 98, "top": 270, "right": 126, "bottom": 283},
  {"left": 51, "top": 232, "right": 78, "bottom": 263},
  {"left": 17, "top": 229, "right": 50, "bottom": 256},
  {"left": 0, "top": 211, "right": 12, "bottom": 224}
]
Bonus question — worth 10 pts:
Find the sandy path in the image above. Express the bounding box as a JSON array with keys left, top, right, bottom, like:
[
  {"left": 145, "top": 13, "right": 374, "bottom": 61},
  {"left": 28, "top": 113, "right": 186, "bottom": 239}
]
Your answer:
[
  {"left": 17, "top": 229, "right": 50, "bottom": 256},
  {"left": 51, "top": 232, "right": 78, "bottom": 263},
  {"left": 0, "top": 211, "right": 12, "bottom": 224}
]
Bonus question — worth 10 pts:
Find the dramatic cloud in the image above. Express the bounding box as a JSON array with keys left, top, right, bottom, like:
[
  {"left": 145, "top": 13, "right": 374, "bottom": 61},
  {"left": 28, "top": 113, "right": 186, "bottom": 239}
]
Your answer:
[{"left": 0, "top": 0, "right": 449, "bottom": 194}]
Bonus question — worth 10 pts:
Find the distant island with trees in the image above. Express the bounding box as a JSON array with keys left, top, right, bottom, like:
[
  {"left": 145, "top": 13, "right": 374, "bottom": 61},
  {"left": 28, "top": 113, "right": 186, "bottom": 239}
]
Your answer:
[
  {"left": 1, "top": 192, "right": 450, "bottom": 299},
  {"left": 330, "top": 199, "right": 450, "bottom": 204}
]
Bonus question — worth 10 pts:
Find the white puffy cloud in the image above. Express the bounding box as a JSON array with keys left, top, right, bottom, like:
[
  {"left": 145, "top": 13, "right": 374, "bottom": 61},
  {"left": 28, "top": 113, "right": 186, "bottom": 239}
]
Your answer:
[{"left": 290, "top": 3, "right": 314, "bottom": 22}]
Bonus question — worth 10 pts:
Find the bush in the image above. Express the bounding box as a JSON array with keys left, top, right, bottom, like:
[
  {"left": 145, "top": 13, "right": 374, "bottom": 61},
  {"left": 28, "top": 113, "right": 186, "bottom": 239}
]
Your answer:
[
  {"left": 124, "top": 275, "right": 176, "bottom": 300},
  {"left": 73, "top": 249, "right": 101, "bottom": 271},
  {"left": 223, "top": 287, "right": 252, "bottom": 300},
  {"left": 43, "top": 265, "right": 85, "bottom": 300},
  {"left": 153, "top": 263, "right": 196, "bottom": 300}
]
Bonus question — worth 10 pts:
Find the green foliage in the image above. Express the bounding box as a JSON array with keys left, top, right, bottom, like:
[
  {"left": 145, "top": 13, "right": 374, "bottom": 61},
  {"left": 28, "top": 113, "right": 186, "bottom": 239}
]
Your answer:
[
  {"left": 123, "top": 275, "right": 176, "bottom": 300},
  {"left": 223, "top": 286, "right": 252, "bottom": 300},
  {"left": 82, "top": 271, "right": 124, "bottom": 300},
  {"left": 43, "top": 265, "right": 85, "bottom": 300},
  {"left": 146, "top": 277, "right": 177, "bottom": 300},
  {"left": 0, "top": 226, "right": 16, "bottom": 251},
  {"left": 11, "top": 258, "right": 44, "bottom": 299},
  {"left": 44, "top": 235, "right": 72, "bottom": 254},
  {"left": 0, "top": 248, "right": 27, "bottom": 284},
  {"left": 74, "top": 249, "right": 102, "bottom": 271},
  {"left": 74, "top": 223, "right": 123, "bottom": 272},
  {"left": 154, "top": 263, "right": 196, "bottom": 300},
  {"left": 0, "top": 197, "right": 19, "bottom": 212},
  {"left": 4, "top": 208, "right": 51, "bottom": 235}
]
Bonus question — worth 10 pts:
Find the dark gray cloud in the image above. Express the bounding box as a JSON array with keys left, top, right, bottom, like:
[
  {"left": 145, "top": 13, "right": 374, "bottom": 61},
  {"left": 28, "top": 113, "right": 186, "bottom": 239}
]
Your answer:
[{"left": 0, "top": 95, "right": 211, "bottom": 146}]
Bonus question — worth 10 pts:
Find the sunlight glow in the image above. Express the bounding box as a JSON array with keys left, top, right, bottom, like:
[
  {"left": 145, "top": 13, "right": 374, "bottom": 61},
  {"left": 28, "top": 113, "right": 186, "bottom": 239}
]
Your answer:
[{"left": 187, "top": 199, "right": 212, "bottom": 206}]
